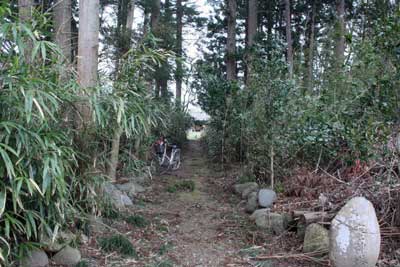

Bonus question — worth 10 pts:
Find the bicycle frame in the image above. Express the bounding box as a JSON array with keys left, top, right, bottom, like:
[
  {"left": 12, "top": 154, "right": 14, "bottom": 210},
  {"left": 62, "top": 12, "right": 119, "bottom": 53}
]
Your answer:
[{"left": 154, "top": 144, "right": 181, "bottom": 171}]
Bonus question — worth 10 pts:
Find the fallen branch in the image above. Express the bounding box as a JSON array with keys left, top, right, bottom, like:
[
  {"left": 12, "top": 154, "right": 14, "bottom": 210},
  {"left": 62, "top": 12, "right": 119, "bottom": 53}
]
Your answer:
[{"left": 253, "top": 250, "right": 329, "bottom": 265}]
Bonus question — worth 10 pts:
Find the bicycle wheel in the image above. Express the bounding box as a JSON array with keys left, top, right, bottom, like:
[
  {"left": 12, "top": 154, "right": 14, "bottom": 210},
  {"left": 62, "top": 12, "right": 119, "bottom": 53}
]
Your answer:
[{"left": 171, "top": 149, "right": 181, "bottom": 170}]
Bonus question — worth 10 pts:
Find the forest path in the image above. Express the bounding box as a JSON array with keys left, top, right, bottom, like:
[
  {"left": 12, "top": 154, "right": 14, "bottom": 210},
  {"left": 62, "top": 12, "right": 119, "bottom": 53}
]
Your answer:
[
  {"left": 79, "top": 141, "right": 307, "bottom": 267},
  {"left": 135, "top": 140, "right": 249, "bottom": 266}
]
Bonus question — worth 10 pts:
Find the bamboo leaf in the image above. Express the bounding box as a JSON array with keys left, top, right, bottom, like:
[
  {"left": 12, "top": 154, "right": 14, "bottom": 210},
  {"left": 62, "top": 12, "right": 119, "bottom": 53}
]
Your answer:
[{"left": 0, "top": 188, "right": 6, "bottom": 218}]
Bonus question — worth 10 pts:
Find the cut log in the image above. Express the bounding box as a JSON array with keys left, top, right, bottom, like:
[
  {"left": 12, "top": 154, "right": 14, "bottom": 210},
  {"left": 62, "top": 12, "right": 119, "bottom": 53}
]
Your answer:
[{"left": 299, "top": 212, "right": 334, "bottom": 225}]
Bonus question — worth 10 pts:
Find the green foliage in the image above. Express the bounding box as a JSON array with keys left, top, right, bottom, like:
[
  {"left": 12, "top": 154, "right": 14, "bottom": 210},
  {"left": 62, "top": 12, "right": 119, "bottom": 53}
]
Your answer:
[
  {"left": 98, "top": 234, "right": 137, "bottom": 257},
  {"left": 163, "top": 107, "right": 192, "bottom": 147},
  {"left": 0, "top": 3, "right": 169, "bottom": 263},
  {"left": 125, "top": 215, "right": 148, "bottom": 228},
  {"left": 167, "top": 180, "right": 195, "bottom": 193},
  {"left": 75, "top": 260, "right": 89, "bottom": 267},
  {"left": 158, "top": 242, "right": 173, "bottom": 256},
  {"left": 195, "top": 9, "right": 400, "bottom": 184},
  {"left": 0, "top": 6, "right": 78, "bottom": 263}
]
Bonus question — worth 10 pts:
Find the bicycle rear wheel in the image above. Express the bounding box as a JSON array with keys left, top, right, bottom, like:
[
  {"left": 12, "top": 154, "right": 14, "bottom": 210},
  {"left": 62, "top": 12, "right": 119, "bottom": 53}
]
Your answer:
[{"left": 171, "top": 149, "right": 181, "bottom": 170}]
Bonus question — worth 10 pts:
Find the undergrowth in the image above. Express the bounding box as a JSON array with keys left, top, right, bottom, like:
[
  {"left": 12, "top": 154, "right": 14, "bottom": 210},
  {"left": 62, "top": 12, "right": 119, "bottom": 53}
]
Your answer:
[
  {"left": 167, "top": 180, "right": 195, "bottom": 193},
  {"left": 98, "top": 235, "right": 137, "bottom": 257},
  {"left": 125, "top": 215, "right": 148, "bottom": 228}
]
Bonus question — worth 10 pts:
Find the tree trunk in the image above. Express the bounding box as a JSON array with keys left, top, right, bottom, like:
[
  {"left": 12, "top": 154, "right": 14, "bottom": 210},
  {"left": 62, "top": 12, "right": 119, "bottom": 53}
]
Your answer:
[
  {"left": 150, "top": 0, "right": 161, "bottom": 33},
  {"left": 226, "top": 0, "right": 237, "bottom": 81},
  {"left": 108, "top": 128, "right": 122, "bottom": 181},
  {"left": 53, "top": 0, "right": 72, "bottom": 70},
  {"left": 142, "top": 7, "right": 150, "bottom": 37},
  {"left": 77, "top": 0, "right": 99, "bottom": 126},
  {"left": 18, "top": 0, "right": 33, "bottom": 22},
  {"left": 284, "top": 0, "right": 293, "bottom": 78},
  {"left": 18, "top": 0, "right": 34, "bottom": 64},
  {"left": 126, "top": 0, "right": 135, "bottom": 31},
  {"left": 246, "top": 0, "right": 257, "bottom": 86},
  {"left": 304, "top": 0, "right": 316, "bottom": 91},
  {"left": 335, "top": 0, "right": 345, "bottom": 68},
  {"left": 175, "top": 0, "right": 183, "bottom": 106}
]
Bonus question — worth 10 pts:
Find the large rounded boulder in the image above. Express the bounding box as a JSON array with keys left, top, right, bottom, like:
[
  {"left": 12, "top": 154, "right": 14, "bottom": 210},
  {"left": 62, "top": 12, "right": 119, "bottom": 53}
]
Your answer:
[
  {"left": 258, "top": 189, "right": 277, "bottom": 208},
  {"left": 330, "top": 197, "right": 380, "bottom": 267}
]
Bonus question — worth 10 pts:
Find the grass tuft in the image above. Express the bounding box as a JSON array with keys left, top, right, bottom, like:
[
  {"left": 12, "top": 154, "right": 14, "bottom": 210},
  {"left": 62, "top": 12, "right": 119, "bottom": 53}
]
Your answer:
[
  {"left": 167, "top": 180, "right": 195, "bottom": 193},
  {"left": 75, "top": 261, "right": 89, "bottom": 267},
  {"left": 125, "top": 215, "right": 148, "bottom": 228},
  {"left": 98, "top": 234, "right": 137, "bottom": 257}
]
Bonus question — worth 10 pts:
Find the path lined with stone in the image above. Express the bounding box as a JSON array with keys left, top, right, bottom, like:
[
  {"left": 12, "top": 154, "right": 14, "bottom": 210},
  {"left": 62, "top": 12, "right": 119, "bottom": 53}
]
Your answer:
[{"left": 23, "top": 140, "right": 381, "bottom": 267}]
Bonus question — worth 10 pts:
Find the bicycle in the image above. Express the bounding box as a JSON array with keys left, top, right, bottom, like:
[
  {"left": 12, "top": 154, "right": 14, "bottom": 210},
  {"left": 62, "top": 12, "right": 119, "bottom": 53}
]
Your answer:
[{"left": 151, "top": 142, "right": 181, "bottom": 174}]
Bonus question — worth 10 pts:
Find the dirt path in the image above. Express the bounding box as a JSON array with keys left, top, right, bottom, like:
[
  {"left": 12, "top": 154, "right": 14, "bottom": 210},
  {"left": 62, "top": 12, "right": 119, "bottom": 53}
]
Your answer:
[
  {"left": 138, "top": 140, "right": 248, "bottom": 266},
  {"left": 79, "top": 141, "right": 308, "bottom": 267}
]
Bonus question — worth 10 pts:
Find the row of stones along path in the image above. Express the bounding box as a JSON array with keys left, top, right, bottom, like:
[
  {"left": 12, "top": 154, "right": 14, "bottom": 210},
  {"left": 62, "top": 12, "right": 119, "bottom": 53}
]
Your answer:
[{"left": 86, "top": 141, "right": 307, "bottom": 267}]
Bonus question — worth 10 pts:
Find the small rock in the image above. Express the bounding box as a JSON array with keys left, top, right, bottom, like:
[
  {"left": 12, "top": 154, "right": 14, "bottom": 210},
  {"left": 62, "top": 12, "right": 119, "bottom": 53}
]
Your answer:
[
  {"left": 242, "top": 185, "right": 259, "bottom": 199},
  {"left": 40, "top": 230, "right": 76, "bottom": 252},
  {"left": 245, "top": 192, "right": 258, "bottom": 213},
  {"left": 303, "top": 223, "right": 329, "bottom": 254},
  {"left": 21, "top": 249, "right": 49, "bottom": 267},
  {"left": 120, "top": 193, "right": 134, "bottom": 206},
  {"left": 40, "top": 233, "right": 63, "bottom": 252},
  {"left": 250, "top": 209, "right": 286, "bottom": 234},
  {"left": 258, "top": 189, "right": 277, "bottom": 208},
  {"left": 80, "top": 233, "right": 89, "bottom": 244},
  {"left": 103, "top": 182, "right": 133, "bottom": 208},
  {"left": 249, "top": 208, "right": 270, "bottom": 221},
  {"left": 52, "top": 246, "right": 81, "bottom": 266},
  {"left": 234, "top": 182, "right": 258, "bottom": 195},
  {"left": 116, "top": 182, "right": 145, "bottom": 198},
  {"left": 330, "top": 197, "right": 380, "bottom": 267},
  {"left": 88, "top": 216, "right": 106, "bottom": 233}
]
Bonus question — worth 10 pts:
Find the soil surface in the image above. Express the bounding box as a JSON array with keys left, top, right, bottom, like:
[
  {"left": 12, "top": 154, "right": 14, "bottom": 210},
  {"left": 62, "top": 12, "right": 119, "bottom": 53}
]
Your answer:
[{"left": 71, "top": 141, "right": 320, "bottom": 267}]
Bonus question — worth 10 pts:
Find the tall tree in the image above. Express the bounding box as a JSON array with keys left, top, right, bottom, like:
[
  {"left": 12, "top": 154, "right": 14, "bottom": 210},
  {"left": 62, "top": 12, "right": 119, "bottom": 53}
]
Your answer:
[
  {"left": 246, "top": 0, "right": 257, "bottom": 86},
  {"left": 108, "top": 0, "right": 135, "bottom": 181},
  {"left": 175, "top": 0, "right": 183, "bottom": 106},
  {"left": 150, "top": 0, "right": 161, "bottom": 33},
  {"left": 304, "top": 0, "right": 316, "bottom": 90},
  {"left": 335, "top": 0, "right": 345, "bottom": 67},
  {"left": 18, "top": 0, "right": 33, "bottom": 22},
  {"left": 284, "top": 0, "right": 293, "bottom": 78},
  {"left": 77, "top": 0, "right": 99, "bottom": 126},
  {"left": 126, "top": 0, "right": 135, "bottom": 31},
  {"left": 53, "top": 0, "right": 72, "bottom": 68},
  {"left": 18, "top": 0, "right": 34, "bottom": 63},
  {"left": 226, "top": 0, "right": 237, "bottom": 81}
]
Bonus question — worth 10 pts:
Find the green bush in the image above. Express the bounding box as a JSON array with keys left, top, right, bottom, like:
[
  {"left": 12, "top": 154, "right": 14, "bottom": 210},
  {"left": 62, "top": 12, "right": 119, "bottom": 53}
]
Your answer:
[{"left": 98, "top": 235, "right": 137, "bottom": 257}]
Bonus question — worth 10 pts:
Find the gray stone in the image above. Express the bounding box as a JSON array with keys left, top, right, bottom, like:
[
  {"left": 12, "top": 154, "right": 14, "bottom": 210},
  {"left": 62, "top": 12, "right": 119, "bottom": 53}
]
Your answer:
[
  {"left": 249, "top": 208, "right": 270, "bottom": 221},
  {"left": 234, "top": 182, "right": 258, "bottom": 195},
  {"left": 120, "top": 193, "right": 134, "bottom": 206},
  {"left": 245, "top": 192, "right": 258, "bottom": 213},
  {"left": 258, "top": 189, "right": 277, "bottom": 208},
  {"left": 303, "top": 223, "right": 329, "bottom": 254},
  {"left": 330, "top": 197, "right": 380, "bottom": 267},
  {"left": 103, "top": 182, "right": 133, "bottom": 208},
  {"left": 242, "top": 184, "right": 259, "bottom": 199},
  {"left": 80, "top": 234, "right": 89, "bottom": 244},
  {"left": 40, "top": 230, "right": 76, "bottom": 252},
  {"left": 52, "top": 246, "right": 81, "bottom": 266},
  {"left": 116, "top": 182, "right": 145, "bottom": 198},
  {"left": 21, "top": 249, "right": 49, "bottom": 267},
  {"left": 250, "top": 209, "right": 286, "bottom": 234},
  {"left": 88, "top": 216, "right": 106, "bottom": 233}
]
